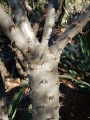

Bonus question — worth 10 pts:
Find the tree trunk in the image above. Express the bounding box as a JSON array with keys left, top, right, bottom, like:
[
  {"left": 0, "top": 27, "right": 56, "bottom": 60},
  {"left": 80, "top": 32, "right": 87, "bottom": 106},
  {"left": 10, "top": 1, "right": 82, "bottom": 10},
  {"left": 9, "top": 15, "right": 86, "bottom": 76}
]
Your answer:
[{"left": 28, "top": 51, "right": 60, "bottom": 120}]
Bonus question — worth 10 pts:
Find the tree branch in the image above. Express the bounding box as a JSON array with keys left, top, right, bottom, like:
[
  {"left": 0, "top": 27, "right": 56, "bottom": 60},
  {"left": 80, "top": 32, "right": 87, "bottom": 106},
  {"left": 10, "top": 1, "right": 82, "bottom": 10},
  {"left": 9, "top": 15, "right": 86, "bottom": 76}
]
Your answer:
[
  {"left": 7, "top": 0, "right": 39, "bottom": 44},
  {"left": 41, "top": 0, "right": 58, "bottom": 46},
  {"left": 0, "top": 3, "right": 29, "bottom": 52},
  {"left": 23, "top": 0, "right": 32, "bottom": 12},
  {"left": 50, "top": 5, "right": 90, "bottom": 59},
  {"left": 0, "top": 4, "right": 47, "bottom": 66}
]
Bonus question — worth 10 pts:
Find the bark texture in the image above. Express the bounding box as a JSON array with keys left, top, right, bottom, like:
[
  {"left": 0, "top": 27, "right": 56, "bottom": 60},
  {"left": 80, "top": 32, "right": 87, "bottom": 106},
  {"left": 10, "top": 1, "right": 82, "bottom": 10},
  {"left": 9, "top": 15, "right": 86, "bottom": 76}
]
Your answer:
[
  {"left": 0, "top": 1, "right": 90, "bottom": 120},
  {"left": 41, "top": 0, "right": 58, "bottom": 46},
  {"left": 28, "top": 49, "right": 60, "bottom": 120},
  {"left": 8, "top": 0, "right": 38, "bottom": 43}
]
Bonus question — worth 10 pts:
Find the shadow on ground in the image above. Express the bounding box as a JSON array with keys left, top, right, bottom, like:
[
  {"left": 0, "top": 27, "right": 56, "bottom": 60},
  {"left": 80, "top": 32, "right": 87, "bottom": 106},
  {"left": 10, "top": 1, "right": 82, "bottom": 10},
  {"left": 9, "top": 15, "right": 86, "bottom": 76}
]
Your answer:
[{"left": 59, "top": 83, "right": 90, "bottom": 120}]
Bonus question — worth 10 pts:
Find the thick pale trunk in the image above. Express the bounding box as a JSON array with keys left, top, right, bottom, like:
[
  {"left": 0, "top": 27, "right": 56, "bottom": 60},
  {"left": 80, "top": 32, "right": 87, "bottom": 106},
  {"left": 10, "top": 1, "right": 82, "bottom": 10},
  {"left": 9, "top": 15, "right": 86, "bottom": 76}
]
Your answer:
[
  {"left": 28, "top": 54, "right": 60, "bottom": 120},
  {"left": 0, "top": 2, "right": 90, "bottom": 120}
]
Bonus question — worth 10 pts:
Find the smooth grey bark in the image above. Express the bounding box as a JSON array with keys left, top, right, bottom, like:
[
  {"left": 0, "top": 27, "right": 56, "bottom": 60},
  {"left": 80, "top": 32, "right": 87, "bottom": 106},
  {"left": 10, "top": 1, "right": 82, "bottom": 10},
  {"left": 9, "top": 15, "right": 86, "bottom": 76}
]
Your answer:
[
  {"left": 0, "top": 2, "right": 90, "bottom": 120},
  {"left": 28, "top": 51, "right": 60, "bottom": 120},
  {"left": 41, "top": 0, "right": 58, "bottom": 46},
  {"left": 8, "top": 0, "right": 38, "bottom": 44}
]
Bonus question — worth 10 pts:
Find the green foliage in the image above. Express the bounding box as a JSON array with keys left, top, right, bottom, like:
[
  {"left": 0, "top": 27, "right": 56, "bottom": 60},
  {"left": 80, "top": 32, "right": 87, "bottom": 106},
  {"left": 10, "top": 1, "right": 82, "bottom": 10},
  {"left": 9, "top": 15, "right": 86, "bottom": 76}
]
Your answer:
[
  {"left": 8, "top": 87, "right": 24, "bottom": 119},
  {"left": 59, "top": 29, "right": 90, "bottom": 93},
  {"left": 59, "top": 74, "right": 90, "bottom": 94},
  {"left": 0, "top": 0, "right": 9, "bottom": 15},
  {"left": 0, "top": 0, "right": 7, "bottom": 5}
]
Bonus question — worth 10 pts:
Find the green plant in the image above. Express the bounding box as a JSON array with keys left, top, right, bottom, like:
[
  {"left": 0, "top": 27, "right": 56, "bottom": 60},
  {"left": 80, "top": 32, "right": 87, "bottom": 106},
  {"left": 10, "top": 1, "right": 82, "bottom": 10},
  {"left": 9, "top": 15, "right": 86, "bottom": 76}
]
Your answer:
[{"left": 59, "top": 29, "right": 90, "bottom": 93}]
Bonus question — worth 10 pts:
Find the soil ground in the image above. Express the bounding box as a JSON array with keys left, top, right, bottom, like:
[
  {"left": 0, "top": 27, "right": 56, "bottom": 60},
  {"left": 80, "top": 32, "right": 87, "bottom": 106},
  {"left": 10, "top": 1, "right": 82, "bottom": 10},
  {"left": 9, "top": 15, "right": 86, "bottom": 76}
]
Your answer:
[{"left": 59, "top": 80, "right": 90, "bottom": 120}]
